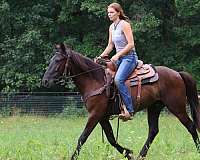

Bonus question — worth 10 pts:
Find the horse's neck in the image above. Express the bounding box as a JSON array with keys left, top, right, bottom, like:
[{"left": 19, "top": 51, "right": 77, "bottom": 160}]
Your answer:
[
  {"left": 70, "top": 55, "right": 105, "bottom": 95},
  {"left": 73, "top": 75, "right": 104, "bottom": 96}
]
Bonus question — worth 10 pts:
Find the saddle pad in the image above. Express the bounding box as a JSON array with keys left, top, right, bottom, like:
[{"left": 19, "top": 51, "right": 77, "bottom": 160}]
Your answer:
[{"left": 130, "top": 73, "right": 159, "bottom": 86}]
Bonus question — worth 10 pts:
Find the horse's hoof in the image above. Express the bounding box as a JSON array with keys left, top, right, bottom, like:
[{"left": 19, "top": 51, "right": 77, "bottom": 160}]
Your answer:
[
  {"left": 123, "top": 149, "right": 134, "bottom": 160},
  {"left": 71, "top": 153, "right": 78, "bottom": 160},
  {"left": 136, "top": 155, "right": 146, "bottom": 160},
  {"left": 126, "top": 152, "right": 135, "bottom": 160}
]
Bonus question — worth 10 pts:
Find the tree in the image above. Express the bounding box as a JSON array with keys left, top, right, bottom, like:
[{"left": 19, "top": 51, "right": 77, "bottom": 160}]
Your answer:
[{"left": 0, "top": 0, "right": 199, "bottom": 91}]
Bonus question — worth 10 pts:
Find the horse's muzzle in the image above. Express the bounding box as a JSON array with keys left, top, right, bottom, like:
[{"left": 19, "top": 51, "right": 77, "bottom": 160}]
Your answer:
[
  {"left": 42, "top": 78, "right": 56, "bottom": 88},
  {"left": 42, "top": 78, "right": 49, "bottom": 87}
]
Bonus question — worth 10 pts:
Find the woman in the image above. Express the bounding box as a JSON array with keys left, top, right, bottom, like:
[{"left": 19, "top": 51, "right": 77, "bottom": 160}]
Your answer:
[{"left": 99, "top": 3, "right": 138, "bottom": 120}]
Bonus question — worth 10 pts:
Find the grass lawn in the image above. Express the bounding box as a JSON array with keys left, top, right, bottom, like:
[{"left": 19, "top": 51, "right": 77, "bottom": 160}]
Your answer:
[{"left": 0, "top": 113, "right": 199, "bottom": 160}]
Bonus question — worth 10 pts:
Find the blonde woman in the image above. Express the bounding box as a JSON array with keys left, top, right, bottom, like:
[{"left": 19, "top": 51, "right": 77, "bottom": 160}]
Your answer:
[{"left": 99, "top": 3, "right": 138, "bottom": 120}]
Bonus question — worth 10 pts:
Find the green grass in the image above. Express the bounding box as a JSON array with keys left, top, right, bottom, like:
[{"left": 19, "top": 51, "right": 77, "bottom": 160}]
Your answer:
[{"left": 0, "top": 113, "right": 200, "bottom": 160}]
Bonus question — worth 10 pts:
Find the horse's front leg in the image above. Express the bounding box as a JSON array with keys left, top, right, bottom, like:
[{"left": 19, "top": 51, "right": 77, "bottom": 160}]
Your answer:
[
  {"left": 71, "top": 113, "right": 100, "bottom": 160},
  {"left": 71, "top": 94, "right": 109, "bottom": 160},
  {"left": 99, "top": 118, "right": 134, "bottom": 160}
]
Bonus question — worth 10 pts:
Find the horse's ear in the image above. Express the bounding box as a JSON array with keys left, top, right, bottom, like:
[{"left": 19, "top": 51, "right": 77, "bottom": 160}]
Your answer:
[
  {"left": 65, "top": 44, "right": 73, "bottom": 50},
  {"left": 60, "top": 43, "right": 66, "bottom": 54},
  {"left": 55, "top": 44, "right": 60, "bottom": 50}
]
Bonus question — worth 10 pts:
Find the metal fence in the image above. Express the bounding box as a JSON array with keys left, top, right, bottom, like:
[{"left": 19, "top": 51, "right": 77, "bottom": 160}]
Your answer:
[
  {"left": 0, "top": 91, "right": 199, "bottom": 116},
  {"left": 0, "top": 92, "right": 85, "bottom": 116}
]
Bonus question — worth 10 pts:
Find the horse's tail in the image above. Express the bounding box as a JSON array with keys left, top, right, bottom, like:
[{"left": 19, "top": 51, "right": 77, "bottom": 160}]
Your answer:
[{"left": 179, "top": 71, "right": 200, "bottom": 132}]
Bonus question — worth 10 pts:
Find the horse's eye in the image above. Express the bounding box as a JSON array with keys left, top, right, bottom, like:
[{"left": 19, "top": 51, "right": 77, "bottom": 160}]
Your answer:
[{"left": 55, "top": 58, "right": 61, "bottom": 63}]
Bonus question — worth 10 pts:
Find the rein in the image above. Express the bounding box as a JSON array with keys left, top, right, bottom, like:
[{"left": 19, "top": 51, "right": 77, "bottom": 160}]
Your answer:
[
  {"left": 57, "top": 56, "right": 107, "bottom": 102},
  {"left": 62, "top": 66, "right": 103, "bottom": 80},
  {"left": 56, "top": 53, "right": 103, "bottom": 84}
]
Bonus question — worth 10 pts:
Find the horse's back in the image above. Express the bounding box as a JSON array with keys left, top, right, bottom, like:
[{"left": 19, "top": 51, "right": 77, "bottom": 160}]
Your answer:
[
  {"left": 155, "top": 66, "right": 185, "bottom": 89},
  {"left": 155, "top": 66, "right": 186, "bottom": 105}
]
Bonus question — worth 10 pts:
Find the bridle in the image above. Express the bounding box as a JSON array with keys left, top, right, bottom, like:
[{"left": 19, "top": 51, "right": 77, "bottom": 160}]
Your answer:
[{"left": 56, "top": 52, "right": 103, "bottom": 85}]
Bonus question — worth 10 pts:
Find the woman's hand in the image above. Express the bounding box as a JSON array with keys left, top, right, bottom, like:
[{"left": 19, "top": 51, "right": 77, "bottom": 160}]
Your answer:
[{"left": 111, "top": 54, "right": 119, "bottom": 62}]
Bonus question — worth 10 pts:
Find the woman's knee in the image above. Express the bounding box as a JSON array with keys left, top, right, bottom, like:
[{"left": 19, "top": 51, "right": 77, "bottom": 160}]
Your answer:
[{"left": 114, "top": 77, "right": 123, "bottom": 86}]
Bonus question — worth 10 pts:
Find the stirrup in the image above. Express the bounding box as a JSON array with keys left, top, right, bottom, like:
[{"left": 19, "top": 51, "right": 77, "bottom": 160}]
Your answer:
[
  {"left": 109, "top": 115, "right": 119, "bottom": 120},
  {"left": 119, "top": 112, "right": 134, "bottom": 122}
]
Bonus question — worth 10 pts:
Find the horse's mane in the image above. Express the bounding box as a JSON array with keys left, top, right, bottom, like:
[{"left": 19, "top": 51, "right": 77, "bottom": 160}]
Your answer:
[{"left": 67, "top": 48, "right": 105, "bottom": 81}]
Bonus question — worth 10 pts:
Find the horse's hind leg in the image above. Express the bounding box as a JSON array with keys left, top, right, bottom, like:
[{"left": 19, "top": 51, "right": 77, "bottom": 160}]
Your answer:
[
  {"left": 138, "top": 103, "right": 163, "bottom": 158},
  {"left": 99, "top": 118, "right": 134, "bottom": 160},
  {"left": 167, "top": 104, "right": 200, "bottom": 152}
]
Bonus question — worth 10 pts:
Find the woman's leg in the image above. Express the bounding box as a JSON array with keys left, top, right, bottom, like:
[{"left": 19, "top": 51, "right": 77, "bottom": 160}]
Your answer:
[{"left": 114, "top": 54, "right": 137, "bottom": 114}]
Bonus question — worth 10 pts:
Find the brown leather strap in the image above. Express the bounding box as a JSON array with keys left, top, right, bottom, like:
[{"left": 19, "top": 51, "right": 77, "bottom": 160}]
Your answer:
[
  {"left": 136, "top": 77, "right": 142, "bottom": 107},
  {"left": 83, "top": 85, "right": 106, "bottom": 102}
]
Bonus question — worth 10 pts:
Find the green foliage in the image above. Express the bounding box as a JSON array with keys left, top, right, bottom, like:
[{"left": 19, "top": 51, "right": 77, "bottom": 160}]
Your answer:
[
  {"left": 81, "top": 1, "right": 106, "bottom": 16},
  {"left": 0, "top": 106, "right": 11, "bottom": 117},
  {"left": 186, "top": 57, "right": 200, "bottom": 88},
  {"left": 176, "top": 0, "right": 200, "bottom": 17},
  {"left": 0, "top": 0, "right": 199, "bottom": 91},
  {"left": 0, "top": 0, "right": 54, "bottom": 91},
  {"left": 174, "top": 0, "right": 200, "bottom": 48}
]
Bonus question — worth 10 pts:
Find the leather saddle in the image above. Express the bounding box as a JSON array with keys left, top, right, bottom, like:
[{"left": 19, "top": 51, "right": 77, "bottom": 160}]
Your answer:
[
  {"left": 100, "top": 59, "right": 159, "bottom": 86},
  {"left": 129, "top": 60, "right": 159, "bottom": 86},
  {"left": 95, "top": 57, "right": 159, "bottom": 109}
]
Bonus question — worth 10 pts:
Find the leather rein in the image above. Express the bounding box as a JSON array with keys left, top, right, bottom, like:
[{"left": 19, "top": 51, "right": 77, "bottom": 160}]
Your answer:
[{"left": 57, "top": 54, "right": 107, "bottom": 102}]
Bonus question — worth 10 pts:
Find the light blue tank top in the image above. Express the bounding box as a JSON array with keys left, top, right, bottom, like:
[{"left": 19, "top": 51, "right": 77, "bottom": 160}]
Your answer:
[{"left": 111, "top": 21, "right": 136, "bottom": 54}]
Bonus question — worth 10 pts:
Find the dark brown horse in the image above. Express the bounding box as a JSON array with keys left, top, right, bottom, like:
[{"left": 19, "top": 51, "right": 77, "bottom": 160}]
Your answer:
[{"left": 42, "top": 43, "right": 200, "bottom": 160}]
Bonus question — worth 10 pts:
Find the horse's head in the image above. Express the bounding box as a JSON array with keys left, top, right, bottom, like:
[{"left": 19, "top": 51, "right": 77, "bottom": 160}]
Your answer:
[{"left": 42, "top": 43, "right": 71, "bottom": 88}]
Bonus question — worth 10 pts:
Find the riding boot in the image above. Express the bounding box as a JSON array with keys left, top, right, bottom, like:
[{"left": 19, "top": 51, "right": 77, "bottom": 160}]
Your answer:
[{"left": 119, "top": 105, "right": 134, "bottom": 121}]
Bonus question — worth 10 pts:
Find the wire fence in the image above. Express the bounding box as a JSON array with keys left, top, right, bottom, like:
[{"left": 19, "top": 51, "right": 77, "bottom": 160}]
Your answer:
[
  {"left": 0, "top": 91, "right": 199, "bottom": 116},
  {"left": 0, "top": 92, "right": 85, "bottom": 116}
]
